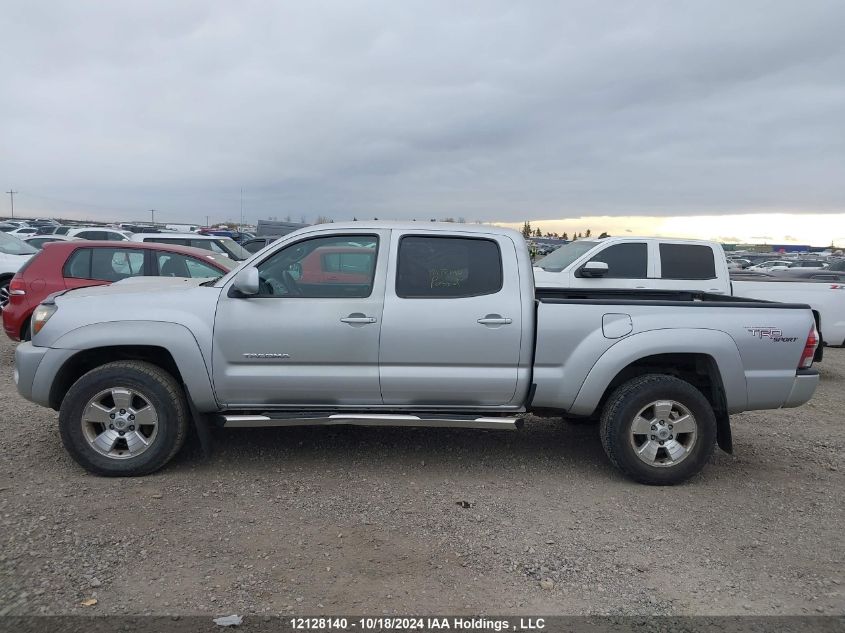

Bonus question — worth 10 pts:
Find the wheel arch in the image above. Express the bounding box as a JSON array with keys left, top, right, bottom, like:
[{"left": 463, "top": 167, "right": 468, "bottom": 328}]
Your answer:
[
  {"left": 569, "top": 329, "right": 745, "bottom": 452},
  {"left": 44, "top": 321, "right": 217, "bottom": 411}
]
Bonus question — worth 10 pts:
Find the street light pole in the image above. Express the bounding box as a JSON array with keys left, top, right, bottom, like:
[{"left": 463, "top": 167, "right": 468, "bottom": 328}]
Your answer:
[{"left": 6, "top": 190, "right": 17, "bottom": 218}]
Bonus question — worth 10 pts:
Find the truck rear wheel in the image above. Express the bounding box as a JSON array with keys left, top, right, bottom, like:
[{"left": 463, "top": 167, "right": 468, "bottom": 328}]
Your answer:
[
  {"left": 59, "top": 361, "right": 189, "bottom": 476},
  {"left": 599, "top": 374, "right": 716, "bottom": 485}
]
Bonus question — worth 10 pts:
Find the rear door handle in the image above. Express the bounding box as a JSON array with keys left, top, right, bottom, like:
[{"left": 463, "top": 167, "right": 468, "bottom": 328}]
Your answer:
[
  {"left": 477, "top": 315, "right": 512, "bottom": 326},
  {"left": 340, "top": 313, "right": 377, "bottom": 324}
]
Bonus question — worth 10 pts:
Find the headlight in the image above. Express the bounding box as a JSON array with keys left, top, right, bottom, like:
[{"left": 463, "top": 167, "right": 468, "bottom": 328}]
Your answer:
[{"left": 31, "top": 304, "right": 57, "bottom": 336}]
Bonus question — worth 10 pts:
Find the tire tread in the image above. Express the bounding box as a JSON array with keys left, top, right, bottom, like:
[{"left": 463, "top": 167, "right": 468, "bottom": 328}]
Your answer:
[
  {"left": 59, "top": 360, "right": 188, "bottom": 476},
  {"left": 599, "top": 374, "right": 716, "bottom": 485}
]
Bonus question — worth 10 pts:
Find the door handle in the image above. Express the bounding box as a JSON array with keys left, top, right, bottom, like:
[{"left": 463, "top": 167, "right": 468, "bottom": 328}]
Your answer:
[
  {"left": 477, "top": 315, "right": 512, "bottom": 326},
  {"left": 340, "top": 314, "right": 377, "bottom": 324}
]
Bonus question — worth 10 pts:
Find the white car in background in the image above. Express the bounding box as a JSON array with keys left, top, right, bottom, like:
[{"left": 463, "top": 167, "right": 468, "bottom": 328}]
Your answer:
[
  {"left": 65, "top": 227, "right": 132, "bottom": 241},
  {"left": 6, "top": 227, "right": 40, "bottom": 237},
  {"left": 748, "top": 259, "right": 829, "bottom": 272},
  {"left": 747, "top": 260, "right": 793, "bottom": 271},
  {"left": 128, "top": 232, "right": 250, "bottom": 261},
  {"left": 21, "top": 234, "right": 82, "bottom": 249},
  {"left": 533, "top": 236, "right": 845, "bottom": 348},
  {"left": 0, "top": 232, "right": 38, "bottom": 310}
]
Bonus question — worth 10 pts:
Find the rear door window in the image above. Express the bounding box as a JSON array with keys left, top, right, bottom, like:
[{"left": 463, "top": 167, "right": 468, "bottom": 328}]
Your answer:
[
  {"left": 64, "top": 248, "right": 146, "bottom": 281},
  {"left": 396, "top": 236, "right": 502, "bottom": 298},
  {"left": 659, "top": 244, "right": 716, "bottom": 280}
]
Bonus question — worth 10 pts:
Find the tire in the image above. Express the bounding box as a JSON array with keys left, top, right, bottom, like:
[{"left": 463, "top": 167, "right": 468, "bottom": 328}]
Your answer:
[
  {"left": 0, "top": 276, "right": 11, "bottom": 312},
  {"left": 59, "top": 361, "right": 189, "bottom": 476},
  {"left": 599, "top": 374, "right": 717, "bottom": 485}
]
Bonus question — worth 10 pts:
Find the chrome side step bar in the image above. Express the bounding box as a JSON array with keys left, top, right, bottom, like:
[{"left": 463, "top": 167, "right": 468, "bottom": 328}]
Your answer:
[{"left": 219, "top": 413, "right": 524, "bottom": 430}]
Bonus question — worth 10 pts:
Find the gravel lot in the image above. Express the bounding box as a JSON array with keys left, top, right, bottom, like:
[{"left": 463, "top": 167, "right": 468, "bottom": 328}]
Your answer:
[{"left": 1, "top": 336, "right": 842, "bottom": 617}]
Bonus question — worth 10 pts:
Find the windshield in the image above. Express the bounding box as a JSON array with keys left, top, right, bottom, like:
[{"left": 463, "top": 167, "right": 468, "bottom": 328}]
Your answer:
[
  {"left": 534, "top": 240, "right": 598, "bottom": 271},
  {"left": 216, "top": 238, "right": 250, "bottom": 261},
  {"left": 206, "top": 253, "right": 238, "bottom": 271},
  {"left": 0, "top": 231, "right": 38, "bottom": 255}
]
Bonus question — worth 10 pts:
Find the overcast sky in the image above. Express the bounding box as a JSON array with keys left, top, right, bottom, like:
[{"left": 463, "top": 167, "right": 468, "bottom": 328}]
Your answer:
[{"left": 1, "top": 1, "right": 844, "bottom": 227}]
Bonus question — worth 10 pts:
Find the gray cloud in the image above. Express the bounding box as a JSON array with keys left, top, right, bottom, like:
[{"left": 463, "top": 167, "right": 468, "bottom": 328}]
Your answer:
[{"left": 1, "top": 0, "right": 844, "bottom": 224}]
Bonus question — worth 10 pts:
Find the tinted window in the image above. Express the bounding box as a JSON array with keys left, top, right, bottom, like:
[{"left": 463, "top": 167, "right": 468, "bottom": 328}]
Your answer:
[
  {"left": 587, "top": 243, "right": 647, "bottom": 278},
  {"left": 396, "top": 236, "right": 502, "bottom": 298},
  {"left": 27, "top": 238, "right": 57, "bottom": 249},
  {"left": 255, "top": 235, "right": 378, "bottom": 298},
  {"left": 156, "top": 252, "right": 221, "bottom": 278},
  {"left": 145, "top": 237, "right": 189, "bottom": 246},
  {"left": 659, "top": 244, "right": 716, "bottom": 280},
  {"left": 76, "top": 230, "right": 106, "bottom": 240},
  {"left": 243, "top": 239, "right": 268, "bottom": 253},
  {"left": 65, "top": 248, "right": 145, "bottom": 281}
]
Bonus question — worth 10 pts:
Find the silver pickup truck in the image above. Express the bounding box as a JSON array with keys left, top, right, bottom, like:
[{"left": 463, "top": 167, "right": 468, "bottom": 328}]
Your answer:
[{"left": 14, "top": 223, "right": 820, "bottom": 484}]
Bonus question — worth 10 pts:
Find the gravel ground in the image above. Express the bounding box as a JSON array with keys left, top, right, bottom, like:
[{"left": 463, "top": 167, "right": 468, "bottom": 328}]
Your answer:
[{"left": 0, "top": 336, "right": 842, "bottom": 617}]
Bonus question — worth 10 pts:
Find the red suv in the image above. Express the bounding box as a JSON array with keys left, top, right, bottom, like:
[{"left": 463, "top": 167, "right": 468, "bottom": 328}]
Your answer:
[{"left": 3, "top": 241, "right": 236, "bottom": 341}]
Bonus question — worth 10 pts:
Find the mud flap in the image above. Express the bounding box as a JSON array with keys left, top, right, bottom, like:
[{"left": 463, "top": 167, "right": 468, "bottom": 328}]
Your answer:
[
  {"left": 716, "top": 411, "right": 733, "bottom": 454},
  {"left": 185, "top": 392, "right": 214, "bottom": 458}
]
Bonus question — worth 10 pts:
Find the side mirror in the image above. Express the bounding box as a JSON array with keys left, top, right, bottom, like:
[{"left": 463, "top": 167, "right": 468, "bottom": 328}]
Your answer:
[
  {"left": 579, "top": 261, "right": 609, "bottom": 278},
  {"left": 232, "top": 267, "right": 259, "bottom": 296}
]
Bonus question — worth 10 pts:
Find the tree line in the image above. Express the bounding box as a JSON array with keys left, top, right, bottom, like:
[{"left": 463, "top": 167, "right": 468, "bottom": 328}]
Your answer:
[{"left": 521, "top": 222, "right": 609, "bottom": 240}]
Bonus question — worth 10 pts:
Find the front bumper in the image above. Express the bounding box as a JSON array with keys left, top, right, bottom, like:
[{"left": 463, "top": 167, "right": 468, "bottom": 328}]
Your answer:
[
  {"left": 14, "top": 342, "right": 76, "bottom": 408},
  {"left": 781, "top": 369, "right": 820, "bottom": 409}
]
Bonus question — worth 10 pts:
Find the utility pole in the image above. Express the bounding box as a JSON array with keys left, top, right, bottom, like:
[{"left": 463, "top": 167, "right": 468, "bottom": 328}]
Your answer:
[
  {"left": 206, "top": 215, "right": 210, "bottom": 227},
  {"left": 149, "top": 209, "right": 155, "bottom": 225},
  {"left": 239, "top": 187, "right": 244, "bottom": 231},
  {"left": 6, "top": 190, "right": 17, "bottom": 218}
]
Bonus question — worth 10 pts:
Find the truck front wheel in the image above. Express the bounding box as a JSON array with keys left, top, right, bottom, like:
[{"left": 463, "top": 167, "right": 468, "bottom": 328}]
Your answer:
[
  {"left": 59, "top": 361, "right": 189, "bottom": 476},
  {"left": 599, "top": 374, "right": 717, "bottom": 485}
]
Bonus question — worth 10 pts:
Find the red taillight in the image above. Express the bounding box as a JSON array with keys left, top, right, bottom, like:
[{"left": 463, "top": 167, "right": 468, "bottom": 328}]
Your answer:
[
  {"left": 799, "top": 326, "right": 818, "bottom": 370},
  {"left": 9, "top": 277, "right": 26, "bottom": 297}
]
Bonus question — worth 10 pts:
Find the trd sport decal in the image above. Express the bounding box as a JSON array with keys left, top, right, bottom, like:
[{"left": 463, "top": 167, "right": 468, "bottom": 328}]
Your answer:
[{"left": 746, "top": 327, "right": 798, "bottom": 343}]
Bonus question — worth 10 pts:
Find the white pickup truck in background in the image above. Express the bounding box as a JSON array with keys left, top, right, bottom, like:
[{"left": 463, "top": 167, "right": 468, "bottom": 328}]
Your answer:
[{"left": 533, "top": 236, "right": 845, "bottom": 349}]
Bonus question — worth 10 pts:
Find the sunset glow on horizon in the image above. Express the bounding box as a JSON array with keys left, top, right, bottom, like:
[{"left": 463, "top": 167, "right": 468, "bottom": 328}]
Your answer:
[{"left": 498, "top": 213, "right": 845, "bottom": 247}]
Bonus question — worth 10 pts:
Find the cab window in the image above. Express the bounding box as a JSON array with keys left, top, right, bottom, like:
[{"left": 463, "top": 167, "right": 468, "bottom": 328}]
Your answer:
[
  {"left": 255, "top": 235, "right": 378, "bottom": 298},
  {"left": 659, "top": 244, "right": 716, "bottom": 280},
  {"left": 396, "top": 236, "right": 502, "bottom": 298},
  {"left": 586, "top": 243, "right": 647, "bottom": 278}
]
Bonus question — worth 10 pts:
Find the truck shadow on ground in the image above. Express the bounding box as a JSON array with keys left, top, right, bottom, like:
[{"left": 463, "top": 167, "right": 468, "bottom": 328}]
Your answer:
[{"left": 169, "top": 417, "right": 615, "bottom": 476}]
